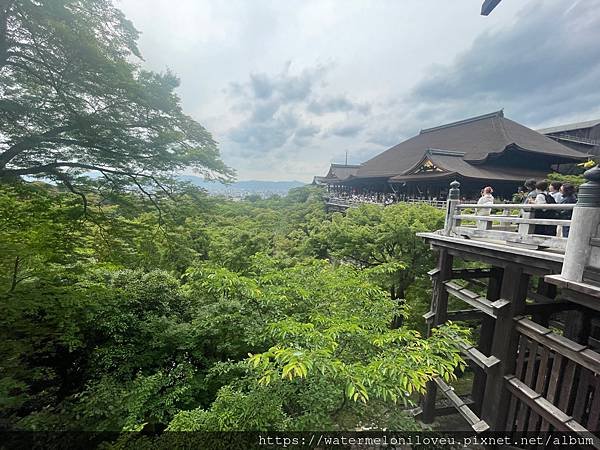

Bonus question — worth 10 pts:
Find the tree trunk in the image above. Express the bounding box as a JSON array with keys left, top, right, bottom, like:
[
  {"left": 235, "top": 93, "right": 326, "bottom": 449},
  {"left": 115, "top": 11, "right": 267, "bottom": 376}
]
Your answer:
[
  {"left": 390, "top": 286, "right": 406, "bottom": 329},
  {"left": 9, "top": 255, "right": 19, "bottom": 292}
]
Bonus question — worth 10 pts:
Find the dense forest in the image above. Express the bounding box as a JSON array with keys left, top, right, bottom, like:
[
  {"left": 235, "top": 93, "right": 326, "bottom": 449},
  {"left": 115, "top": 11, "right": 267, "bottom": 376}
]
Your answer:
[
  {"left": 1, "top": 183, "right": 468, "bottom": 432},
  {"left": 0, "top": 0, "right": 468, "bottom": 438}
]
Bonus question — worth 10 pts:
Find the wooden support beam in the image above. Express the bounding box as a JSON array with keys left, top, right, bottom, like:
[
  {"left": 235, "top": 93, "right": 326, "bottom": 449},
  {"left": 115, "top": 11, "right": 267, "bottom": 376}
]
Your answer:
[
  {"left": 423, "top": 308, "right": 485, "bottom": 324},
  {"left": 411, "top": 397, "right": 475, "bottom": 419},
  {"left": 444, "top": 281, "right": 509, "bottom": 318},
  {"left": 448, "top": 309, "right": 486, "bottom": 321},
  {"left": 564, "top": 310, "right": 593, "bottom": 346},
  {"left": 524, "top": 301, "right": 579, "bottom": 315},
  {"left": 527, "top": 291, "right": 556, "bottom": 304},
  {"left": 530, "top": 278, "right": 558, "bottom": 326},
  {"left": 434, "top": 378, "right": 489, "bottom": 433},
  {"left": 450, "top": 268, "right": 492, "bottom": 280},
  {"left": 422, "top": 310, "right": 435, "bottom": 322},
  {"left": 461, "top": 343, "right": 500, "bottom": 371}
]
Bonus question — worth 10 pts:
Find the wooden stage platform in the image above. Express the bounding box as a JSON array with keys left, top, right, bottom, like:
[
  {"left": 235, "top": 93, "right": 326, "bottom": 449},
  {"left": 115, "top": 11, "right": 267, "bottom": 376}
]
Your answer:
[{"left": 417, "top": 172, "right": 600, "bottom": 446}]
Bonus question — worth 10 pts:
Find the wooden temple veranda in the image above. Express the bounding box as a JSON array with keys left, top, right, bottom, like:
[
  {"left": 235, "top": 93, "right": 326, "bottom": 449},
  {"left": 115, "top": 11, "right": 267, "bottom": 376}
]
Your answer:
[{"left": 416, "top": 168, "right": 600, "bottom": 445}]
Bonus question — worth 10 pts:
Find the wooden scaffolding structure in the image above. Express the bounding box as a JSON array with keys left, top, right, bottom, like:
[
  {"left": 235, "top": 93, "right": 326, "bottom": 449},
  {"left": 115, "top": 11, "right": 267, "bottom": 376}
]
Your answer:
[{"left": 418, "top": 171, "right": 600, "bottom": 442}]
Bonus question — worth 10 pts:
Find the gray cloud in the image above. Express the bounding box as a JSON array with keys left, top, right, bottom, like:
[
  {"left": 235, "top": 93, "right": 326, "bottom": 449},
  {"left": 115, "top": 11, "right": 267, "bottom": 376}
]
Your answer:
[
  {"left": 292, "top": 124, "right": 321, "bottom": 146},
  {"left": 120, "top": 0, "right": 600, "bottom": 181},
  {"left": 226, "top": 64, "right": 326, "bottom": 153},
  {"left": 307, "top": 95, "right": 370, "bottom": 115},
  {"left": 226, "top": 62, "right": 371, "bottom": 156},
  {"left": 229, "top": 111, "right": 299, "bottom": 153},
  {"left": 249, "top": 74, "right": 275, "bottom": 99},
  {"left": 223, "top": 0, "right": 600, "bottom": 176},
  {"left": 405, "top": 0, "right": 600, "bottom": 127},
  {"left": 328, "top": 123, "right": 365, "bottom": 138}
]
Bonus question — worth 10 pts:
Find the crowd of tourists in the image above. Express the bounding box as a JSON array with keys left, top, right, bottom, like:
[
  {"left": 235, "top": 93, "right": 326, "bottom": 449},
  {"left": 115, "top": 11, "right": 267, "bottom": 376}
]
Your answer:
[
  {"left": 327, "top": 188, "right": 447, "bottom": 206},
  {"left": 328, "top": 179, "right": 579, "bottom": 239},
  {"left": 477, "top": 179, "right": 577, "bottom": 237},
  {"left": 329, "top": 190, "right": 407, "bottom": 205}
]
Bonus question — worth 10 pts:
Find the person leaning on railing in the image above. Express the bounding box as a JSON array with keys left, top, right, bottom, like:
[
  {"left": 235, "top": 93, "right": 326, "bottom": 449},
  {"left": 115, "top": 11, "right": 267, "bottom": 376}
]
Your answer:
[
  {"left": 476, "top": 186, "right": 494, "bottom": 229},
  {"left": 523, "top": 178, "right": 539, "bottom": 204},
  {"left": 477, "top": 186, "right": 494, "bottom": 213},
  {"left": 529, "top": 180, "right": 558, "bottom": 236}
]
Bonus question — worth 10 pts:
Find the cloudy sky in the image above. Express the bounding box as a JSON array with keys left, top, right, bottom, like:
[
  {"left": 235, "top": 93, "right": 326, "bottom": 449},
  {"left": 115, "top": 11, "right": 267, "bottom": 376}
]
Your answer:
[{"left": 117, "top": 0, "right": 600, "bottom": 182}]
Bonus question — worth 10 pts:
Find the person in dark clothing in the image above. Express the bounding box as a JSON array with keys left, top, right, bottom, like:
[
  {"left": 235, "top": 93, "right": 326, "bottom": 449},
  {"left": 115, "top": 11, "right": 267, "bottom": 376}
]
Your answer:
[
  {"left": 560, "top": 183, "right": 577, "bottom": 237},
  {"left": 530, "top": 180, "right": 557, "bottom": 236}
]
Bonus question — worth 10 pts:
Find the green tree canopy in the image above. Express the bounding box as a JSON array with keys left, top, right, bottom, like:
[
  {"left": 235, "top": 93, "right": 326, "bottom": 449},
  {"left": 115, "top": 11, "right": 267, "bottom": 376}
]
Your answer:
[{"left": 0, "top": 0, "right": 233, "bottom": 198}]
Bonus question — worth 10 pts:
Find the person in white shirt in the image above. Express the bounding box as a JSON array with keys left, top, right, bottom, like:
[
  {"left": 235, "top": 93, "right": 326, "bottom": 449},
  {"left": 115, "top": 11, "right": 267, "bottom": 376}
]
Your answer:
[
  {"left": 477, "top": 186, "right": 494, "bottom": 208},
  {"left": 531, "top": 181, "right": 549, "bottom": 205},
  {"left": 477, "top": 187, "right": 494, "bottom": 227},
  {"left": 549, "top": 181, "right": 563, "bottom": 203}
]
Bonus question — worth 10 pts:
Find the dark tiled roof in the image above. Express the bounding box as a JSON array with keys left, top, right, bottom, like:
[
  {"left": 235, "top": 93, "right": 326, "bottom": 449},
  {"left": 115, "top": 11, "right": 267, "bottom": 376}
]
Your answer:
[
  {"left": 537, "top": 119, "right": 600, "bottom": 135},
  {"left": 356, "top": 111, "right": 586, "bottom": 179},
  {"left": 390, "top": 149, "right": 549, "bottom": 183},
  {"left": 326, "top": 163, "right": 361, "bottom": 180},
  {"left": 312, "top": 176, "right": 329, "bottom": 185}
]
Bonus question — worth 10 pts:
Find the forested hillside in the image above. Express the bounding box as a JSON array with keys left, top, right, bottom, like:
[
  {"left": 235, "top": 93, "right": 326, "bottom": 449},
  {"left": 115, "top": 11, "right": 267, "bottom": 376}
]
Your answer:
[
  {"left": 1, "top": 183, "right": 468, "bottom": 433},
  {"left": 0, "top": 0, "right": 468, "bottom": 438}
]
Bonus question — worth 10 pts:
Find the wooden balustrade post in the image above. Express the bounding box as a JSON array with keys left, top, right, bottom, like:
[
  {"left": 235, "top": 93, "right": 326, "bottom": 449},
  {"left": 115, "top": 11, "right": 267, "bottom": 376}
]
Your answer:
[
  {"left": 562, "top": 166, "right": 600, "bottom": 282},
  {"left": 444, "top": 180, "right": 460, "bottom": 236},
  {"left": 517, "top": 209, "right": 535, "bottom": 236}
]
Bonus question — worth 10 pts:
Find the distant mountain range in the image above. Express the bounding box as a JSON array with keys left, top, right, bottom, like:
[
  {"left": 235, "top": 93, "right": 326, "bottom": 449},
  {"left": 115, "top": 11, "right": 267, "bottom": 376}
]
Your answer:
[{"left": 179, "top": 176, "right": 306, "bottom": 195}]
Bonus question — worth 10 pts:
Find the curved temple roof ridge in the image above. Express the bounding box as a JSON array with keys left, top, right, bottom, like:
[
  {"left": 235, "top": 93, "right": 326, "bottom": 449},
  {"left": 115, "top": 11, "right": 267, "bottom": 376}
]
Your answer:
[
  {"left": 419, "top": 110, "right": 505, "bottom": 134},
  {"left": 425, "top": 148, "right": 466, "bottom": 157},
  {"left": 351, "top": 110, "right": 587, "bottom": 180}
]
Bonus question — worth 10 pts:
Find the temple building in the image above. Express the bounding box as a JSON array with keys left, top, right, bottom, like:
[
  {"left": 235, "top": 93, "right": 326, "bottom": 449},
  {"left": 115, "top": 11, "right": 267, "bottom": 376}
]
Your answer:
[
  {"left": 312, "top": 163, "right": 360, "bottom": 186},
  {"left": 334, "top": 110, "right": 587, "bottom": 200},
  {"left": 537, "top": 119, "right": 600, "bottom": 156}
]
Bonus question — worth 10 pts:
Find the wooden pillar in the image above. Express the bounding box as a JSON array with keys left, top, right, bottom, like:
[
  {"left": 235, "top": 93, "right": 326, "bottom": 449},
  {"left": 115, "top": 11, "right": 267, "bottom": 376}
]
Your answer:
[
  {"left": 471, "top": 267, "right": 503, "bottom": 415},
  {"left": 421, "top": 248, "right": 453, "bottom": 423},
  {"left": 563, "top": 310, "right": 592, "bottom": 345},
  {"left": 481, "top": 265, "right": 530, "bottom": 431},
  {"left": 443, "top": 180, "right": 461, "bottom": 236},
  {"left": 532, "top": 278, "right": 557, "bottom": 327}
]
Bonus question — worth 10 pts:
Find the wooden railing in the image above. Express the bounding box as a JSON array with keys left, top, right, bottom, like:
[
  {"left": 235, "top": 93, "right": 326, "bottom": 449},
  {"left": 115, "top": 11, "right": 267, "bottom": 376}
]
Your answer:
[
  {"left": 446, "top": 203, "right": 575, "bottom": 251},
  {"left": 326, "top": 196, "right": 446, "bottom": 209},
  {"left": 505, "top": 317, "right": 600, "bottom": 435},
  {"left": 404, "top": 198, "right": 446, "bottom": 208}
]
